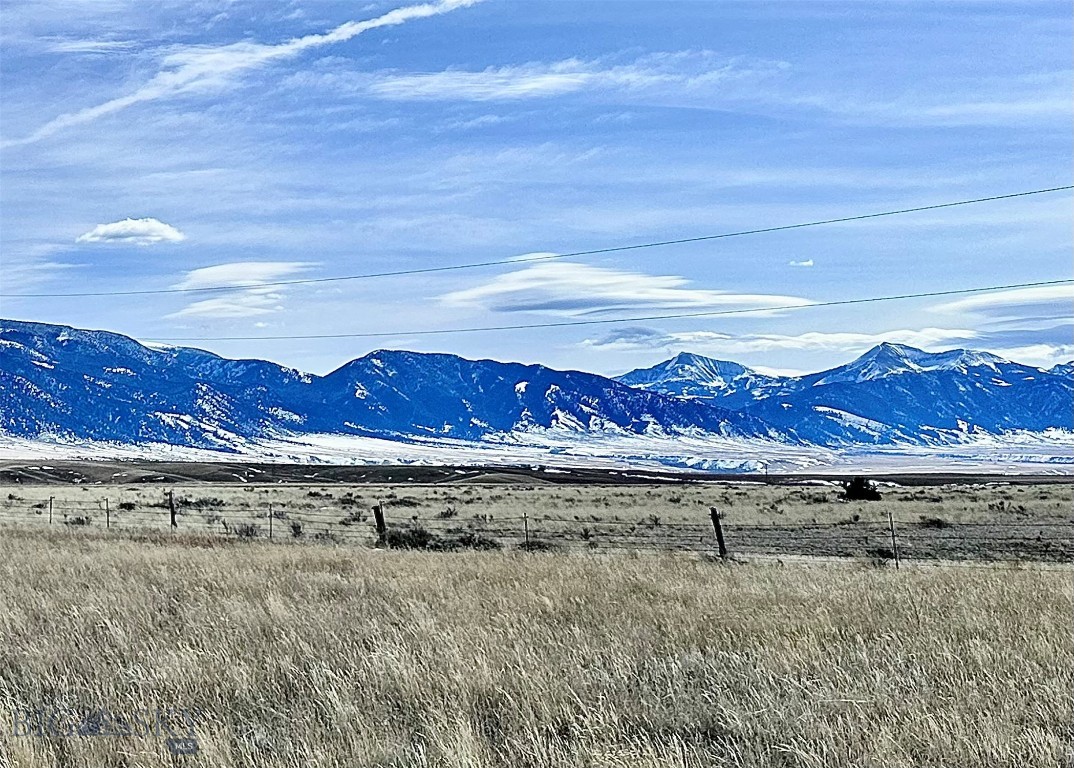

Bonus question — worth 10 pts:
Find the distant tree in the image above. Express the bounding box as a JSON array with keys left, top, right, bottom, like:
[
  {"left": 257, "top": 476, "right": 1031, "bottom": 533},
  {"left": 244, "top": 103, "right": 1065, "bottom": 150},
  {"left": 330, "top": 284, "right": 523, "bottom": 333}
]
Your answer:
[{"left": 840, "top": 476, "right": 882, "bottom": 501}]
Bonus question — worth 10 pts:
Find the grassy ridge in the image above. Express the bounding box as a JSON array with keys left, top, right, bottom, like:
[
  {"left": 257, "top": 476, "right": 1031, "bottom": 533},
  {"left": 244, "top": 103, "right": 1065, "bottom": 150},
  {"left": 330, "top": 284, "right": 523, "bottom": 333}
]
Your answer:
[{"left": 0, "top": 529, "right": 1069, "bottom": 767}]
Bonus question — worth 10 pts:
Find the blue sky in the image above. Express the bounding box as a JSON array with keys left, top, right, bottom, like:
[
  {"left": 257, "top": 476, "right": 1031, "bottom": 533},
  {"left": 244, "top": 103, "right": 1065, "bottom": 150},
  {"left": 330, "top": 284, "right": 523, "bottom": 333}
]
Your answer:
[{"left": 1, "top": 0, "right": 1070, "bottom": 376}]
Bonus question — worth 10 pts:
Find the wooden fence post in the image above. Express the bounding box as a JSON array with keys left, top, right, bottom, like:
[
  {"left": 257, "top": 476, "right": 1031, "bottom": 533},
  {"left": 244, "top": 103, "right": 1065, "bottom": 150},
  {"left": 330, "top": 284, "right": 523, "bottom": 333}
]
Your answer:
[
  {"left": 373, "top": 502, "right": 387, "bottom": 545},
  {"left": 268, "top": 503, "right": 273, "bottom": 540},
  {"left": 168, "top": 490, "right": 177, "bottom": 530},
  {"left": 888, "top": 510, "right": 900, "bottom": 569},
  {"left": 709, "top": 507, "right": 728, "bottom": 560},
  {"left": 523, "top": 512, "right": 530, "bottom": 548},
  {"left": 105, "top": 498, "right": 110, "bottom": 530},
  {"left": 48, "top": 496, "right": 53, "bottom": 525}
]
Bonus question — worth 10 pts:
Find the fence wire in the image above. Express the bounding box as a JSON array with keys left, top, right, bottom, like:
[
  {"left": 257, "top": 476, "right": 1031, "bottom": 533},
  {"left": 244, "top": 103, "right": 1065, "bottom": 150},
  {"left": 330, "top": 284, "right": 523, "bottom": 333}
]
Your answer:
[{"left": 0, "top": 495, "right": 1070, "bottom": 566}]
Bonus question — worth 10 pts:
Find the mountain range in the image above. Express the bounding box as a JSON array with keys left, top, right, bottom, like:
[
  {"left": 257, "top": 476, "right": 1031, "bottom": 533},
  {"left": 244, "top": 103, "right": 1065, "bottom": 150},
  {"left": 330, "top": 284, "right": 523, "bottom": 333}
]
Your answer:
[
  {"left": 0, "top": 319, "right": 1070, "bottom": 456},
  {"left": 619, "top": 344, "right": 1073, "bottom": 445}
]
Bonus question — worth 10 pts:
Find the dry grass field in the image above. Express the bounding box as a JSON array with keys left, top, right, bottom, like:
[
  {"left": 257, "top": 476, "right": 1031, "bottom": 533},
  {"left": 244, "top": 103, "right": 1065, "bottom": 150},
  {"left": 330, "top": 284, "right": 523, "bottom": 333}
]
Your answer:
[
  {"left": 0, "top": 527, "right": 1070, "bottom": 768},
  {"left": 1, "top": 477, "right": 1070, "bottom": 561}
]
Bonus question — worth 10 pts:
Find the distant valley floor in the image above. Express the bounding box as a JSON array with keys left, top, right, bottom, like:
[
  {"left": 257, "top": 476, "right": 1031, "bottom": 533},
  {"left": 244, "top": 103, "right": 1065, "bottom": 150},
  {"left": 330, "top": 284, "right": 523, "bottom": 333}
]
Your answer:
[{"left": 1, "top": 429, "right": 1072, "bottom": 477}]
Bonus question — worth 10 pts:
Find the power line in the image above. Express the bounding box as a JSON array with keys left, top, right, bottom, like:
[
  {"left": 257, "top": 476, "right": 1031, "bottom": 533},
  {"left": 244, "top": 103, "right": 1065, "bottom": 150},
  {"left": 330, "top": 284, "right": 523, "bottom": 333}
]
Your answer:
[
  {"left": 3, "top": 185, "right": 1070, "bottom": 299},
  {"left": 148, "top": 277, "right": 1073, "bottom": 342}
]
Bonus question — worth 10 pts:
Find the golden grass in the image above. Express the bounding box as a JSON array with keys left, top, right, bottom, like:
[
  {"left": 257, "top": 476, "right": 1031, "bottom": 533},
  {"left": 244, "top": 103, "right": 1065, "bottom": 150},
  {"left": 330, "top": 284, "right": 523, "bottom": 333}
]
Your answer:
[{"left": 0, "top": 528, "right": 1069, "bottom": 767}]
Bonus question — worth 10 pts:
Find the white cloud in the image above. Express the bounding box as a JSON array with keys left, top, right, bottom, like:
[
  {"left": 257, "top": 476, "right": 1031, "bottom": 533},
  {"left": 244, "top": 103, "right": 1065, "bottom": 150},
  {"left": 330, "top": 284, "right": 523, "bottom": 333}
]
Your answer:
[
  {"left": 169, "top": 288, "right": 284, "bottom": 319},
  {"left": 584, "top": 326, "right": 981, "bottom": 356},
  {"left": 294, "top": 51, "right": 785, "bottom": 102},
  {"left": 440, "top": 262, "right": 814, "bottom": 316},
  {"left": 788, "top": 259, "right": 814, "bottom": 268},
  {"left": 75, "top": 217, "right": 185, "bottom": 246},
  {"left": 46, "top": 39, "right": 135, "bottom": 55},
  {"left": 986, "top": 344, "right": 1074, "bottom": 369},
  {"left": 168, "top": 261, "right": 315, "bottom": 319},
  {"left": 173, "top": 261, "right": 315, "bottom": 290},
  {"left": 5, "top": 0, "right": 482, "bottom": 146},
  {"left": 932, "top": 284, "right": 1074, "bottom": 315}
]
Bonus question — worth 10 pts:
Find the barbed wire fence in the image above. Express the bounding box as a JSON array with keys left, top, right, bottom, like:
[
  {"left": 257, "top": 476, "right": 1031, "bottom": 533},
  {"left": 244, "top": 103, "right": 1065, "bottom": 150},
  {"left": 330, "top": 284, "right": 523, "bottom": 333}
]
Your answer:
[{"left": 1, "top": 490, "right": 1071, "bottom": 567}]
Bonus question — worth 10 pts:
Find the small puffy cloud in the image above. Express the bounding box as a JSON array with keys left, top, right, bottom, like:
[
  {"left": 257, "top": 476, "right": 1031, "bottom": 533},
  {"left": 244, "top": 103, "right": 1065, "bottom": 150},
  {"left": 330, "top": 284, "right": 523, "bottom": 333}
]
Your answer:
[
  {"left": 788, "top": 259, "right": 814, "bottom": 268},
  {"left": 440, "top": 262, "right": 814, "bottom": 317},
  {"left": 76, "top": 217, "right": 185, "bottom": 246}
]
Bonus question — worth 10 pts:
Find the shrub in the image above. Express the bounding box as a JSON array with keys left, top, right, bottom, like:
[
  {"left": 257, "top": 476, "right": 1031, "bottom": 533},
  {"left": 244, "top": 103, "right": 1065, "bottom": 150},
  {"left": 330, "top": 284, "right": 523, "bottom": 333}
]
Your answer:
[
  {"left": 382, "top": 526, "right": 501, "bottom": 552},
  {"left": 841, "top": 477, "right": 882, "bottom": 502},
  {"left": 452, "top": 531, "right": 501, "bottom": 551},
  {"left": 117, "top": 502, "right": 136, "bottom": 511},
  {"left": 383, "top": 526, "right": 442, "bottom": 550},
  {"left": 64, "top": 516, "right": 91, "bottom": 526},
  {"left": 290, "top": 521, "right": 303, "bottom": 538},
  {"left": 178, "top": 497, "right": 225, "bottom": 510},
  {"left": 918, "top": 516, "right": 951, "bottom": 529},
  {"left": 864, "top": 546, "right": 896, "bottom": 567},
  {"left": 518, "top": 539, "right": 559, "bottom": 552},
  {"left": 339, "top": 510, "right": 366, "bottom": 526},
  {"left": 232, "top": 523, "right": 261, "bottom": 539}
]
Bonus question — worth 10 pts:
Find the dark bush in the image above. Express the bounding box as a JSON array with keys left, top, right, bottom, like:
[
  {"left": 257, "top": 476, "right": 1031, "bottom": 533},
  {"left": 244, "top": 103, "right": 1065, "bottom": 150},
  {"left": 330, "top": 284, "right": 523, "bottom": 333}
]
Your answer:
[
  {"left": 383, "top": 526, "right": 442, "bottom": 550},
  {"left": 64, "top": 516, "right": 91, "bottom": 526},
  {"left": 918, "top": 516, "right": 950, "bottom": 529},
  {"left": 518, "top": 539, "right": 559, "bottom": 552},
  {"left": 840, "top": 477, "right": 882, "bottom": 501},
  {"left": 452, "top": 531, "right": 501, "bottom": 551},
  {"left": 117, "top": 501, "right": 136, "bottom": 511},
  {"left": 232, "top": 523, "right": 261, "bottom": 539},
  {"left": 178, "top": 496, "right": 224, "bottom": 509},
  {"left": 382, "top": 526, "right": 501, "bottom": 551}
]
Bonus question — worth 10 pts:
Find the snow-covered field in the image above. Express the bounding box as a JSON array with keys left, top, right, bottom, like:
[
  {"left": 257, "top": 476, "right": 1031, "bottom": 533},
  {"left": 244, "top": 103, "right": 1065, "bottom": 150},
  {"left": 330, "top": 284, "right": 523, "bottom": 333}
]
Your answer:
[{"left": 1, "top": 429, "right": 1072, "bottom": 474}]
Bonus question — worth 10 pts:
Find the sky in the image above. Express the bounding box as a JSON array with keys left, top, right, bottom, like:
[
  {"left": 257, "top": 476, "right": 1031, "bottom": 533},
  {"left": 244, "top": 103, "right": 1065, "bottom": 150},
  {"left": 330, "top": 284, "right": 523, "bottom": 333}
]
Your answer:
[{"left": 1, "top": 0, "right": 1071, "bottom": 377}]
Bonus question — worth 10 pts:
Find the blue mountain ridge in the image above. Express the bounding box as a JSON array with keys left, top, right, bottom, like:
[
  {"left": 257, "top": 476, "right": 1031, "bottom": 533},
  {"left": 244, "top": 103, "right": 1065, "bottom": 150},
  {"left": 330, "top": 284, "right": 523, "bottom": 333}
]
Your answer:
[
  {"left": 617, "top": 343, "right": 1074, "bottom": 444},
  {"left": 1, "top": 320, "right": 1069, "bottom": 451},
  {"left": 0, "top": 319, "right": 777, "bottom": 450}
]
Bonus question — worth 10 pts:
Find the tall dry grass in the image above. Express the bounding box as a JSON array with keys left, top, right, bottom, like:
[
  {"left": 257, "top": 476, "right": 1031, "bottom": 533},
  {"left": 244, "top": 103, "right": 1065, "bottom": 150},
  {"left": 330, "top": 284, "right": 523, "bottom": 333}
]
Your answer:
[{"left": 0, "top": 528, "right": 1069, "bottom": 767}]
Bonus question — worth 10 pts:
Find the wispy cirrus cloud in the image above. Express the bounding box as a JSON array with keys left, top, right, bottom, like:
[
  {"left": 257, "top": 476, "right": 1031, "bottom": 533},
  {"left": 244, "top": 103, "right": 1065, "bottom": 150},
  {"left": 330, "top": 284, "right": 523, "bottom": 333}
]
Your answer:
[
  {"left": 440, "top": 262, "right": 814, "bottom": 317},
  {"left": 291, "top": 50, "right": 786, "bottom": 102},
  {"left": 173, "top": 261, "right": 315, "bottom": 290},
  {"left": 585, "top": 326, "right": 981, "bottom": 356},
  {"left": 4, "top": 0, "right": 482, "bottom": 147},
  {"left": 168, "top": 261, "right": 315, "bottom": 319},
  {"left": 76, "top": 217, "right": 185, "bottom": 246},
  {"left": 931, "top": 284, "right": 1074, "bottom": 319},
  {"left": 44, "top": 38, "right": 136, "bottom": 55},
  {"left": 586, "top": 324, "right": 1074, "bottom": 369}
]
